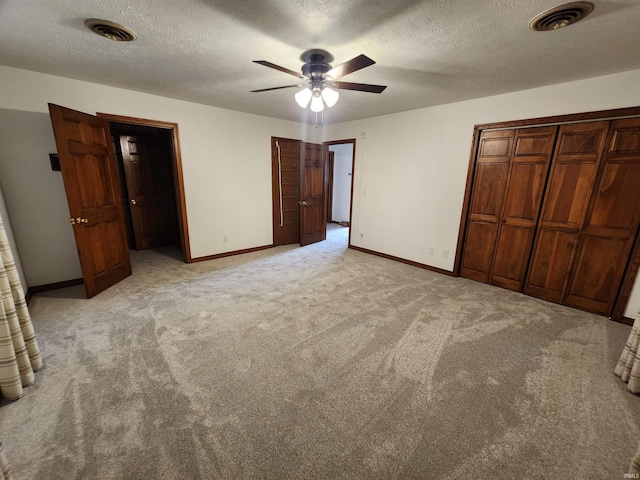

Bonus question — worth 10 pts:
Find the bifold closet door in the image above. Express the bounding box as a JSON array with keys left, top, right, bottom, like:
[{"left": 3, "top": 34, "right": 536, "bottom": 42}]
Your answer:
[
  {"left": 489, "top": 126, "right": 557, "bottom": 291},
  {"left": 524, "top": 121, "right": 610, "bottom": 304},
  {"left": 460, "top": 130, "right": 515, "bottom": 283},
  {"left": 565, "top": 118, "right": 640, "bottom": 315},
  {"left": 460, "top": 127, "right": 556, "bottom": 288}
]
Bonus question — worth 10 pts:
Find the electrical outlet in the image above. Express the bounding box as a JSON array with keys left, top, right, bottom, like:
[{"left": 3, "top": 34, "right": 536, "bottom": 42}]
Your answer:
[
  {"left": 442, "top": 250, "right": 449, "bottom": 259},
  {"left": 428, "top": 247, "right": 434, "bottom": 255},
  {"left": 223, "top": 235, "right": 228, "bottom": 243}
]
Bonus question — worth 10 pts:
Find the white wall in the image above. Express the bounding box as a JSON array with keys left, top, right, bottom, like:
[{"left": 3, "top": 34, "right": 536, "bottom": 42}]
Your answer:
[
  {"left": 322, "top": 68, "right": 640, "bottom": 312},
  {"left": 328, "top": 143, "right": 353, "bottom": 223},
  {"left": 0, "top": 109, "right": 82, "bottom": 286},
  {"left": 0, "top": 65, "right": 320, "bottom": 286}
]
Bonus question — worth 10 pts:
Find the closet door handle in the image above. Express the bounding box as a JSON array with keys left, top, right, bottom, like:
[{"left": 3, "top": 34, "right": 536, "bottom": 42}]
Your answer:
[
  {"left": 572, "top": 227, "right": 580, "bottom": 233},
  {"left": 501, "top": 218, "right": 507, "bottom": 223}
]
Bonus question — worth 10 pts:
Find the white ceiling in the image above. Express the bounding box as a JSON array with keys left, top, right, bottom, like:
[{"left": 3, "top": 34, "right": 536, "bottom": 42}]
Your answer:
[{"left": 1, "top": 1, "right": 639, "bottom": 125}]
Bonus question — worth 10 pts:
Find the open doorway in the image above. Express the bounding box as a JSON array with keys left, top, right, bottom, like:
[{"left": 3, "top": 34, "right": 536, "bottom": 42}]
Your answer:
[
  {"left": 98, "top": 113, "right": 190, "bottom": 262},
  {"left": 109, "top": 122, "right": 179, "bottom": 251},
  {"left": 325, "top": 139, "right": 356, "bottom": 245}
]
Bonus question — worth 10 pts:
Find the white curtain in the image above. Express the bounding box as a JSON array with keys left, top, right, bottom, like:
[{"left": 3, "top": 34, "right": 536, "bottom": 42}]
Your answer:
[
  {"left": 615, "top": 311, "right": 640, "bottom": 393},
  {"left": 0, "top": 442, "right": 12, "bottom": 480},
  {"left": 0, "top": 215, "right": 42, "bottom": 400},
  {"left": 615, "top": 310, "right": 640, "bottom": 474}
]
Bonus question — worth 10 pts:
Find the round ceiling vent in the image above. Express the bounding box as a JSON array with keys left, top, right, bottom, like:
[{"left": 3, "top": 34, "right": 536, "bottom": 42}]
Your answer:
[
  {"left": 84, "top": 19, "right": 137, "bottom": 41},
  {"left": 529, "top": 2, "right": 594, "bottom": 31}
]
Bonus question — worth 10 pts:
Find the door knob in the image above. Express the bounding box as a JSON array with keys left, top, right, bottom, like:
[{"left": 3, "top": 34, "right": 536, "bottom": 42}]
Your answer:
[
  {"left": 298, "top": 200, "right": 308, "bottom": 206},
  {"left": 130, "top": 199, "right": 137, "bottom": 205}
]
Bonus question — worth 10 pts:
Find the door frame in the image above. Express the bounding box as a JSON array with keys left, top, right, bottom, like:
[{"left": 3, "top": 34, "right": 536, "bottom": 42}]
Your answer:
[
  {"left": 97, "top": 113, "right": 191, "bottom": 262},
  {"left": 454, "top": 105, "right": 640, "bottom": 323},
  {"left": 326, "top": 150, "right": 335, "bottom": 222},
  {"left": 323, "top": 139, "right": 356, "bottom": 247}
]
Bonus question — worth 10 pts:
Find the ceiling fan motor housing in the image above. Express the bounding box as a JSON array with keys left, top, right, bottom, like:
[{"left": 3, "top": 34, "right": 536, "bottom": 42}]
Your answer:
[{"left": 302, "top": 54, "right": 332, "bottom": 86}]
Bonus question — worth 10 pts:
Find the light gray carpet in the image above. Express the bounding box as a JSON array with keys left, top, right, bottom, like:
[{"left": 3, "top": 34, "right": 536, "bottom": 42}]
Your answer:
[{"left": 1, "top": 224, "right": 639, "bottom": 479}]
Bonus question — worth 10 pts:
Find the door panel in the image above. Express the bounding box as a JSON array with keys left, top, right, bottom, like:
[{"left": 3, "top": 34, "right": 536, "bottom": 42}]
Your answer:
[
  {"left": 525, "top": 229, "right": 578, "bottom": 303},
  {"left": 300, "top": 142, "right": 326, "bottom": 246},
  {"left": 490, "top": 126, "right": 557, "bottom": 291},
  {"left": 460, "top": 222, "right": 498, "bottom": 282},
  {"left": 48, "top": 104, "right": 131, "bottom": 298},
  {"left": 524, "top": 121, "right": 610, "bottom": 303},
  {"left": 587, "top": 162, "right": 640, "bottom": 229},
  {"left": 565, "top": 236, "right": 628, "bottom": 313},
  {"left": 120, "top": 135, "right": 177, "bottom": 249},
  {"left": 565, "top": 118, "right": 640, "bottom": 315},
  {"left": 272, "top": 138, "right": 301, "bottom": 246},
  {"left": 460, "top": 130, "right": 514, "bottom": 283},
  {"left": 539, "top": 162, "right": 600, "bottom": 227},
  {"left": 490, "top": 224, "right": 533, "bottom": 290}
]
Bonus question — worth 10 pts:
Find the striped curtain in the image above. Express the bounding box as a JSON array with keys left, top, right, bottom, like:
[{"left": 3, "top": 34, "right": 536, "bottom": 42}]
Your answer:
[
  {"left": 615, "top": 311, "right": 640, "bottom": 393},
  {"left": 631, "top": 441, "right": 640, "bottom": 474},
  {"left": 0, "top": 216, "right": 42, "bottom": 400},
  {"left": 615, "top": 310, "right": 640, "bottom": 474},
  {"left": 0, "top": 442, "right": 12, "bottom": 480}
]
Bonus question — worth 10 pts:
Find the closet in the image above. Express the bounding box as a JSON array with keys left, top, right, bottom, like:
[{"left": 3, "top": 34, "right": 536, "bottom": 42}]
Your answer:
[{"left": 460, "top": 115, "right": 640, "bottom": 317}]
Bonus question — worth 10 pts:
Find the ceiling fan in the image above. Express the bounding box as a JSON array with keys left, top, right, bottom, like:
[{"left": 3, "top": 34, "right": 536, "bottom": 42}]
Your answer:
[{"left": 251, "top": 49, "right": 387, "bottom": 112}]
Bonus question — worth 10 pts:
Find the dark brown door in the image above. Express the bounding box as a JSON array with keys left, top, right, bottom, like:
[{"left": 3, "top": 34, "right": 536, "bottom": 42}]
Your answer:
[
  {"left": 490, "top": 126, "right": 557, "bottom": 291},
  {"left": 460, "top": 130, "right": 515, "bottom": 282},
  {"left": 524, "top": 121, "right": 610, "bottom": 304},
  {"left": 300, "top": 142, "right": 326, "bottom": 246},
  {"left": 565, "top": 118, "right": 640, "bottom": 315},
  {"left": 120, "top": 134, "right": 178, "bottom": 249},
  {"left": 272, "top": 138, "right": 301, "bottom": 246},
  {"left": 48, "top": 104, "right": 131, "bottom": 298}
]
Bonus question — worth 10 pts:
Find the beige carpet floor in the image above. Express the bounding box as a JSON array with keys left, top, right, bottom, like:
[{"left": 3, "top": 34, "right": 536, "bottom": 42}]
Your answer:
[{"left": 1, "top": 224, "right": 639, "bottom": 479}]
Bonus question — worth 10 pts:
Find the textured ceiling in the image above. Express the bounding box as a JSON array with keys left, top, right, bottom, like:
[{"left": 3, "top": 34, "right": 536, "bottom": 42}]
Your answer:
[{"left": 1, "top": 1, "right": 639, "bottom": 125}]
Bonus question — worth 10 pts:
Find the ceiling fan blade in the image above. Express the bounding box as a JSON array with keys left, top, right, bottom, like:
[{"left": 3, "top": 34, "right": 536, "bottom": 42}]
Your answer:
[
  {"left": 331, "top": 81, "right": 387, "bottom": 94},
  {"left": 250, "top": 85, "right": 303, "bottom": 93},
  {"left": 253, "top": 60, "right": 307, "bottom": 79},
  {"left": 326, "top": 54, "right": 375, "bottom": 79}
]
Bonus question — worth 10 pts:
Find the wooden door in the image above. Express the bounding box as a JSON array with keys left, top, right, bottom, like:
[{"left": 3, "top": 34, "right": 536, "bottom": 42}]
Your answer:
[
  {"left": 460, "top": 130, "right": 515, "bottom": 282},
  {"left": 490, "top": 126, "right": 557, "bottom": 291},
  {"left": 300, "top": 142, "right": 326, "bottom": 246},
  {"left": 524, "top": 121, "right": 610, "bottom": 304},
  {"left": 120, "top": 134, "right": 178, "bottom": 249},
  {"left": 48, "top": 104, "right": 131, "bottom": 298},
  {"left": 565, "top": 118, "right": 640, "bottom": 315},
  {"left": 272, "top": 138, "right": 301, "bottom": 246}
]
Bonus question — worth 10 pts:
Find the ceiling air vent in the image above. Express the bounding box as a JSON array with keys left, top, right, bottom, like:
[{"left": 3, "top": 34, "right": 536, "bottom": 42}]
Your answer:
[
  {"left": 84, "top": 19, "right": 137, "bottom": 41},
  {"left": 529, "top": 2, "right": 594, "bottom": 31}
]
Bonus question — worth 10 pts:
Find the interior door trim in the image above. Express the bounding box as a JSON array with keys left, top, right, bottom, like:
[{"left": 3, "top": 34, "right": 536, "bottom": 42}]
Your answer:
[
  {"left": 454, "top": 105, "right": 640, "bottom": 324},
  {"left": 323, "top": 138, "right": 357, "bottom": 248},
  {"left": 97, "top": 112, "right": 191, "bottom": 262}
]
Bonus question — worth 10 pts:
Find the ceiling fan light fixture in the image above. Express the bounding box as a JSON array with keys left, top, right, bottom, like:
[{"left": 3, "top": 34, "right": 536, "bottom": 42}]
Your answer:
[
  {"left": 310, "top": 90, "right": 325, "bottom": 112},
  {"left": 321, "top": 86, "right": 339, "bottom": 107},
  {"left": 295, "top": 87, "right": 312, "bottom": 108}
]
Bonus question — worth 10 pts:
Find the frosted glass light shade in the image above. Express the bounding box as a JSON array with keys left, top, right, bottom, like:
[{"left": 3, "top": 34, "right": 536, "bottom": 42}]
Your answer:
[
  {"left": 295, "top": 88, "right": 312, "bottom": 108},
  {"left": 321, "top": 87, "right": 339, "bottom": 107},
  {"left": 310, "top": 92, "right": 325, "bottom": 112}
]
